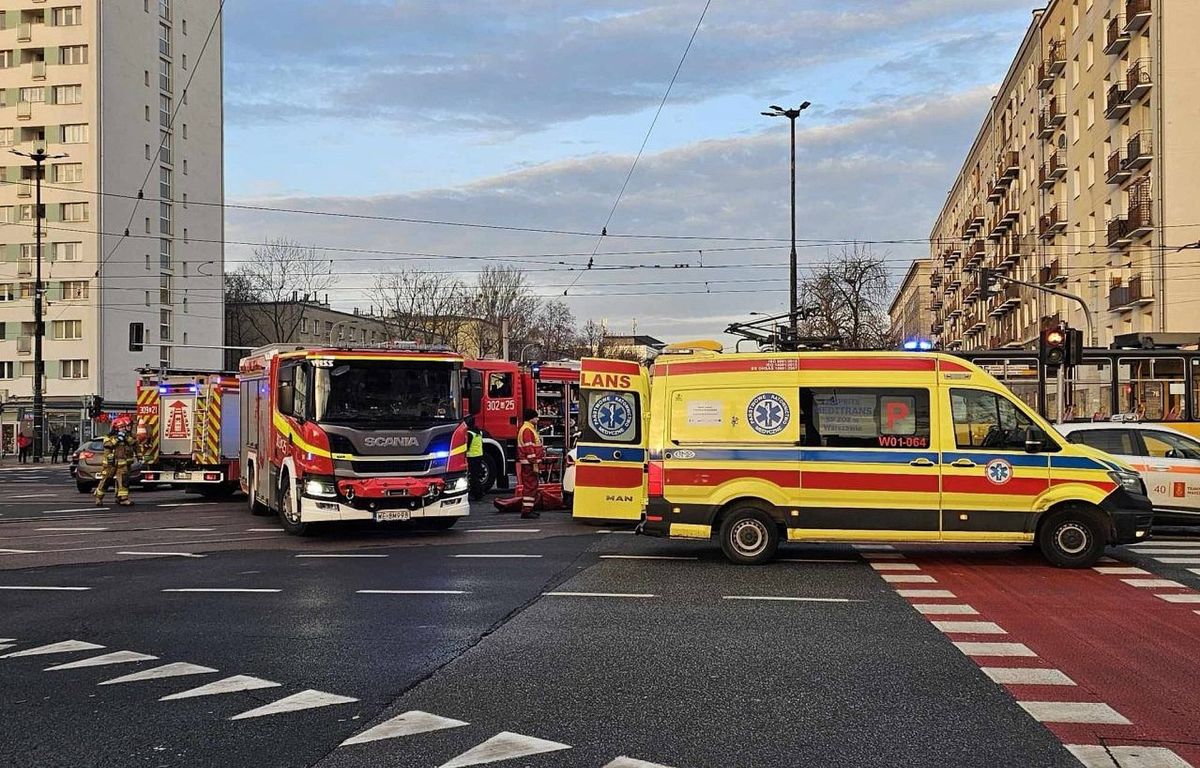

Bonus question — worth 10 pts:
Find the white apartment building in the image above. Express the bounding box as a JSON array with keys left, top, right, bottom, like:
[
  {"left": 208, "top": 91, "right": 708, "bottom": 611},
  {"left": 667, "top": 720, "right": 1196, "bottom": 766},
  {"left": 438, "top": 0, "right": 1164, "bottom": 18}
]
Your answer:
[{"left": 0, "top": 0, "right": 223, "bottom": 450}]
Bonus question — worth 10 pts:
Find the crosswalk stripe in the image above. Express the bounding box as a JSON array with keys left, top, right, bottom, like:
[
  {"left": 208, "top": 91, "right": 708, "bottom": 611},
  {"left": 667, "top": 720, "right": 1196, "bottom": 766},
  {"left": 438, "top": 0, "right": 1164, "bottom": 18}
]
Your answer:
[
  {"left": 45, "top": 651, "right": 158, "bottom": 670},
  {"left": 1068, "top": 745, "right": 1193, "bottom": 768},
  {"left": 897, "top": 589, "right": 956, "bottom": 598},
  {"left": 1129, "top": 540, "right": 1200, "bottom": 548},
  {"left": 1093, "top": 567, "right": 1149, "bottom": 575},
  {"left": 869, "top": 562, "right": 921, "bottom": 571},
  {"left": 1156, "top": 593, "right": 1200, "bottom": 603},
  {"left": 160, "top": 674, "right": 281, "bottom": 701},
  {"left": 229, "top": 689, "right": 358, "bottom": 720},
  {"left": 981, "top": 667, "right": 1075, "bottom": 686},
  {"left": 438, "top": 731, "right": 571, "bottom": 768},
  {"left": 1121, "top": 578, "right": 1185, "bottom": 588},
  {"left": 0, "top": 640, "right": 104, "bottom": 659},
  {"left": 1156, "top": 557, "right": 1200, "bottom": 564},
  {"left": 913, "top": 604, "right": 978, "bottom": 615},
  {"left": 881, "top": 574, "right": 936, "bottom": 583},
  {"left": 602, "top": 758, "right": 679, "bottom": 768},
  {"left": 932, "top": 621, "right": 1007, "bottom": 635},
  {"left": 1129, "top": 549, "right": 1200, "bottom": 556},
  {"left": 340, "top": 710, "right": 469, "bottom": 746},
  {"left": 100, "top": 662, "right": 218, "bottom": 685},
  {"left": 1018, "top": 701, "right": 1130, "bottom": 724},
  {"left": 953, "top": 641, "right": 1036, "bottom": 657}
]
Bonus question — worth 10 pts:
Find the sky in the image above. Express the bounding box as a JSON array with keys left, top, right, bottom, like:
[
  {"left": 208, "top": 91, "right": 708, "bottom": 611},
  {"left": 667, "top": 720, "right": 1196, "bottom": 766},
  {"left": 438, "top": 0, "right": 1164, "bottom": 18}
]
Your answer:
[{"left": 220, "top": 0, "right": 1039, "bottom": 345}]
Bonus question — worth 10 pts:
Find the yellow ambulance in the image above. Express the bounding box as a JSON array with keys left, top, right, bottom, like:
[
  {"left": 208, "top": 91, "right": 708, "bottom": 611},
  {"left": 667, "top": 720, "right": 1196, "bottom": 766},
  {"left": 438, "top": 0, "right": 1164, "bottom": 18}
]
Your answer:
[{"left": 572, "top": 343, "right": 1153, "bottom": 567}]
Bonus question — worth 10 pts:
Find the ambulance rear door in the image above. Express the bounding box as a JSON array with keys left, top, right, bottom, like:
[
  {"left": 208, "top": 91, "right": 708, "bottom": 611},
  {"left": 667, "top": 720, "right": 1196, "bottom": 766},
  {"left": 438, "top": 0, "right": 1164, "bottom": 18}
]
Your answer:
[{"left": 573, "top": 358, "right": 649, "bottom": 521}]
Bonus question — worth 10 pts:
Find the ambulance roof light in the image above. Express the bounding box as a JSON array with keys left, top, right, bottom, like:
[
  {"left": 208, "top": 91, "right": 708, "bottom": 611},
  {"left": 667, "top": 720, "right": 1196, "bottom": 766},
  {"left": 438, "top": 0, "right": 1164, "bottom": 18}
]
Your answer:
[
  {"left": 663, "top": 339, "right": 723, "bottom": 354},
  {"left": 902, "top": 339, "right": 934, "bottom": 352}
]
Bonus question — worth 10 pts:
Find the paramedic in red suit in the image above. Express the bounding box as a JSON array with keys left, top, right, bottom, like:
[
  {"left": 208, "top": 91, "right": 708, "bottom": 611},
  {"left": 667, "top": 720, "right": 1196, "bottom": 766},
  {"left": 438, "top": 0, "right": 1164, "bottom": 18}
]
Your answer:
[{"left": 516, "top": 408, "right": 544, "bottom": 519}]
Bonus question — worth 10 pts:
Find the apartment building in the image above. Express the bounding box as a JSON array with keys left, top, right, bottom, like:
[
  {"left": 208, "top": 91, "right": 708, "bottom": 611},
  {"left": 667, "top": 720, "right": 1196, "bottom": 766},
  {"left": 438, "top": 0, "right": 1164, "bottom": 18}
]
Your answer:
[
  {"left": 923, "top": 0, "right": 1200, "bottom": 352},
  {"left": 224, "top": 299, "right": 395, "bottom": 371},
  {"left": 0, "top": 0, "right": 223, "bottom": 450},
  {"left": 888, "top": 258, "right": 933, "bottom": 342}
]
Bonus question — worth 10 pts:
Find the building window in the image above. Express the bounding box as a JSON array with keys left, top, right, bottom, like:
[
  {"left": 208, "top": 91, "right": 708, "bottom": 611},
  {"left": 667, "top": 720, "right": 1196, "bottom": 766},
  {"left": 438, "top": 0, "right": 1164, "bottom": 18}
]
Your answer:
[
  {"left": 53, "top": 7, "right": 82, "bottom": 26},
  {"left": 159, "top": 59, "right": 172, "bottom": 93},
  {"left": 0, "top": 283, "right": 14, "bottom": 302},
  {"left": 159, "top": 22, "right": 171, "bottom": 56},
  {"left": 182, "top": 53, "right": 187, "bottom": 69},
  {"left": 182, "top": 123, "right": 187, "bottom": 139},
  {"left": 0, "top": 128, "right": 13, "bottom": 147},
  {"left": 1086, "top": 94, "right": 1095, "bottom": 128},
  {"left": 0, "top": 206, "right": 14, "bottom": 224},
  {"left": 0, "top": 361, "right": 13, "bottom": 379},
  {"left": 159, "top": 131, "right": 172, "bottom": 163},
  {"left": 182, "top": 158, "right": 188, "bottom": 175},
  {"left": 53, "top": 320, "right": 82, "bottom": 340},
  {"left": 160, "top": 94, "right": 172, "bottom": 127},
  {"left": 0, "top": 51, "right": 14, "bottom": 69},
  {"left": 52, "top": 242, "right": 82, "bottom": 262},
  {"left": 20, "top": 243, "right": 42, "bottom": 262},
  {"left": 61, "top": 202, "right": 89, "bottom": 222},
  {"left": 160, "top": 274, "right": 172, "bottom": 305},
  {"left": 160, "top": 238, "right": 172, "bottom": 270},
  {"left": 60, "top": 359, "right": 89, "bottom": 379},
  {"left": 159, "top": 167, "right": 172, "bottom": 199},
  {"left": 1087, "top": 153, "right": 1095, "bottom": 187},
  {"left": 159, "top": 202, "right": 172, "bottom": 234},
  {"left": 1086, "top": 36, "right": 1094, "bottom": 70},
  {"left": 61, "top": 280, "right": 89, "bottom": 300},
  {"left": 160, "top": 309, "right": 172, "bottom": 341},
  {"left": 54, "top": 163, "right": 83, "bottom": 183},
  {"left": 19, "top": 86, "right": 45, "bottom": 103},
  {"left": 53, "top": 84, "right": 82, "bottom": 105},
  {"left": 19, "top": 205, "right": 37, "bottom": 222},
  {"left": 62, "top": 124, "right": 89, "bottom": 144},
  {"left": 59, "top": 46, "right": 88, "bottom": 65},
  {"left": 159, "top": 0, "right": 171, "bottom": 21}
]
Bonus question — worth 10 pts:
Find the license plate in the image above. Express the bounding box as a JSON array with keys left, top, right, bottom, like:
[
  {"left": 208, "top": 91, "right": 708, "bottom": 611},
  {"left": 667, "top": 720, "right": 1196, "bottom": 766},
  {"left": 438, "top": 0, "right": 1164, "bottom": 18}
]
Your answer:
[
  {"left": 174, "top": 472, "right": 192, "bottom": 480},
  {"left": 376, "top": 509, "right": 411, "bottom": 522}
]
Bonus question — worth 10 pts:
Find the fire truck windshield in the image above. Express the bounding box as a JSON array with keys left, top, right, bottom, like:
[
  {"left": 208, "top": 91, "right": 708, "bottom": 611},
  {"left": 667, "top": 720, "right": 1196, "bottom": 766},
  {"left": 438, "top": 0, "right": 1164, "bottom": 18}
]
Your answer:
[{"left": 313, "top": 359, "right": 460, "bottom": 427}]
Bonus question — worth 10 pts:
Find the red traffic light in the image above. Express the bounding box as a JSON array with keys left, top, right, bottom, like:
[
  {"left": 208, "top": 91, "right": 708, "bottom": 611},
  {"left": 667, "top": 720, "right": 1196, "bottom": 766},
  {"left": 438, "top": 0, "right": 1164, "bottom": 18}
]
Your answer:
[{"left": 1045, "top": 329, "right": 1065, "bottom": 345}]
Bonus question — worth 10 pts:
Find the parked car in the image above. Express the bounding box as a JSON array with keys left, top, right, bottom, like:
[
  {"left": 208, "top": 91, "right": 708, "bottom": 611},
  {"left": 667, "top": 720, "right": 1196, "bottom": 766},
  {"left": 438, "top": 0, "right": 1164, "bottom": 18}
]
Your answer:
[
  {"left": 1058, "top": 422, "right": 1200, "bottom": 526},
  {"left": 71, "top": 439, "right": 144, "bottom": 494}
]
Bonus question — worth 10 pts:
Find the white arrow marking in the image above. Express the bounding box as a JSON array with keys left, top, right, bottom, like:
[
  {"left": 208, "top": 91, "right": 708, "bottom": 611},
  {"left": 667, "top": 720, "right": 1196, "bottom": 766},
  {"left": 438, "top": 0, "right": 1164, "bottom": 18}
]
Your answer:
[
  {"left": 603, "top": 758, "right": 679, "bottom": 768},
  {"left": 100, "top": 662, "right": 218, "bottom": 685},
  {"left": 438, "top": 731, "right": 571, "bottom": 768},
  {"left": 46, "top": 650, "right": 158, "bottom": 670},
  {"left": 229, "top": 689, "right": 358, "bottom": 720},
  {"left": 341, "top": 710, "right": 470, "bottom": 746},
  {"left": 160, "top": 674, "right": 280, "bottom": 701},
  {"left": 0, "top": 640, "right": 104, "bottom": 658}
]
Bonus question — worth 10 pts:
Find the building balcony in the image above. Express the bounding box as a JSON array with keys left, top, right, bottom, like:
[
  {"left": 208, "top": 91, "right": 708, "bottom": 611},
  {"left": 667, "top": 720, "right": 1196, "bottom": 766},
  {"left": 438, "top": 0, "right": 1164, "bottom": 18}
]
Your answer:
[
  {"left": 1109, "top": 273, "right": 1153, "bottom": 312},
  {"left": 1001, "top": 203, "right": 1019, "bottom": 224},
  {"left": 1126, "top": 58, "right": 1153, "bottom": 103},
  {"left": 31, "top": 60, "right": 45, "bottom": 80},
  {"left": 1039, "top": 205, "right": 1067, "bottom": 239},
  {"left": 930, "top": 294, "right": 944, "bottom": 311},
  {"left": 18, "top": 22, "right": 33, "bottom": 42},
  {"left": 1124, "top": 130, "right": 1153, "bottom": 171},
  {"left": 930, "top": 271, "right": 943, "bottom": 287},
  {"left": 17, "top": 336, "right": 32, "bottom": 355},
  {"left": 1125, "top": 0, "right": 1151, "bottom": 32},
  {"left": 1039, "top": 150, "right": 1066, "bottom": 188},
  {"left": 1037, "top": 40, "right": 1066, "bottom": 90},
  {"left": 1001, "top": 150, "right": 1021, "bottom": 179},
  {"left": 1127, "top": 199, "right": 1153, "bottom": 238},
  {"left": 1106, "top": 83, "right": 1131, "bottom": 118},
  {"left": 967, "top": 239, "right": 986, "bottom": 266},
  {"left": 1107, "top": 150, "right": 1132, "bottom": 183},
  {"left": 1040, "top": 259, "right": 1066, "bottom": 285},
  {"left": 1107, "top": 216, "right": 1132, "bottom": 248},
  {"left": 16, "top": 101, "right": 33, "bottom": 120},
  {"left": 944, "top": 248, "right": 960, "bottom": 267},
  {"left": 1105, "top": 15, "right": 1132, "bottom": 54},
  {"left": 948, "top": 273, "right": 962, "bottom": 290},
  {"left": 17, "top": 181, "right": 32, "bottom": 198},
  {"left": 987, "top": 180, "right": 1004, "bottom": 203},
  {"left": 1038, "top": 102, "right": 1065, "bottom": 138}
]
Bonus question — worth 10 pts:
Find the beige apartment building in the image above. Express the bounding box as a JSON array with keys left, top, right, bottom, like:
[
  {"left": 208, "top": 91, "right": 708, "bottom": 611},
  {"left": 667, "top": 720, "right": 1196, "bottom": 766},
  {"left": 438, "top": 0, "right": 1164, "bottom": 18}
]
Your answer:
[
  {"left": 889, "top": 259, "right": 933, "bottom": 342},
  {"left": 0, "top": 0, "right": 223, "bottom": 450},
  {"left": 924, "top": 0, "right": 1200, "bottom": 352}
]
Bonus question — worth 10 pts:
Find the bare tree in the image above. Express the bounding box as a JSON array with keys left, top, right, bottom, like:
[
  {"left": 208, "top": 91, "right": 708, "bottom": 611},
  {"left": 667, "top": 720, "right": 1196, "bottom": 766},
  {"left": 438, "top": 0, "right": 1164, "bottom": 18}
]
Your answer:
[
  {"left": 466, "top": 265, "right": 541, "bottom": 359},
  {"left": 526, "top": 299, "right": 578, "bottom": 360},
  {"left": 576, "top": 319, "right": 607, "bottom": 357},
  {"left": 225, "top": 238, "right": 337, "bottom": 346},
  {"left": 370, "top": 268, "right": 470, "bottom": 347},
  {"left": 797, "top": 244, "right": 894, "bottom": 349}
]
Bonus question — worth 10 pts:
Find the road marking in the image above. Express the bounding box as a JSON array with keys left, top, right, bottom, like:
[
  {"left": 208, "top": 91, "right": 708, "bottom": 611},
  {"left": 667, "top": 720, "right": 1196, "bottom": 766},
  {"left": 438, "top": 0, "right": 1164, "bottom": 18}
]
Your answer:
[
  {"left": 357, "top": 590, "right": 469, "bottom": 595},
  {"left": 161, "top": 528, "right": 215, "bottom": 532},
  {"left": 454, "top": 554, "right": 542, "bottom": 559},
  {"left": 543, "top": 591, "right": 656, "bottom": 599},
  {"left": 1156, "top": 593, "right": 1200, "bottom": 603},
  {"left": 229, "top": 689, "right": 358, "bottom": 720},
  {"left": 1068, "top": 745, "right": 1193, "bottom": 768},
  {"left": 982, "top": 667, "right": 1075, "bottom": 686},
  {"left": 1121, "top": 578, "right": 1185, "bottom": 588},
  {"left": 897, "top": 589, "right": 956, "bottom": 598},
  {"left": 1128, "top": 549, "right": 1200, "bottom": 556},
  {"left": 2, "top": 535, "right": 288, "bottom": 556},
  {"left": 778, "top": 558, "right": 859, "bottom": 564},
  {"left": 245, "top": 528, "right": 283, "bottom": 532},
  {"left": 881, "top": 574, "right": 936, "bottom": 583},
  {"left": 603, "top": 759, "right": 679, "bottom": 768},
  {"left": 0, "top": 585, "right": 90, "bottom": 591},
  {"left": 852, "top": 544, "right": 896, "bottom": 550},
  {"left": 0, "top": 549, "right": 40, "bottom": 555},
  {"left": 45, "top": 650, "right": 158, "bottom": 671},
  {"left": 1129, "top": 540, "right": 1200, "bottom": 548},
  {"left": 0, "top": 640, "right": 104, "bottom": 658},
  {"left": 1093, "top": 567, "right": 1150, "bottom": 575},
  {"left": 869, "top": 562, "right": 921, "bottom": 571},
  {"left": 162, "top": 588, "right": 281, "bottom": 593},
  {"left": 953, "top": 641, "right": 1036, "bottom": 657},
  {"left": 932, "top": 620, "right": 1007, "bottom": 635},
  {"left": 722, "top": 595, "right": 860, "bottom": 603},
  {"left": 11, "top": 494, "right": 59, "bottom": 499},
  {"left": 1156, "top": 557, "right": 1200, "bottom": 564},
  {"left": 156, "top": 503, "right": 212, "bottom": 508},
  {"left": 1018, "top": 701, "right": 1130, "bottom": 724},
  {"left": 36, "top": 527, "right": 109, "bottom": 532},
  {"left": 597, "top": 530, "right": 636, "bottom": 535},
  {"left": 160, "top": 675, "right": 282, "bottom": 701},
  {"left": 599, "top": 555, "right": 698, "bottom": 561},
  {"left": 295, "top": 554, "right": 389, "bottom": 559},
  {"left": 100, "top": 662, "right": 218, "bottom": 685},
  {"left": 438, "top": 731, "right": 571, "bottom": 768},
  {"left": 341, "top": 710, "right": 469, "bottom": 746},
  {"left": 465, "top": 528, "right": 542, "bottom": 534},
  {"left": 42, "top": 508, "right": 109, "bottom": 514},
  {"left": 118, "top": 552, "right": 206, "bottom": 558},
  {"left": 860, "top": 552, "right": 906, "bottom": 559},
  {"left": 913, "top": 604, "right": 978, "bottom": 615},
  {"left": 1190, "top": 569, "right": 1200, "bottom": 577}
]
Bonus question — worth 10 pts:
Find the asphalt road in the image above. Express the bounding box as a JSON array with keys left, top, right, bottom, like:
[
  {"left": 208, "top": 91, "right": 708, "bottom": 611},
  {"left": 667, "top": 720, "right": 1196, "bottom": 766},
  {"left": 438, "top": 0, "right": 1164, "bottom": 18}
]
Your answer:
[{"left": 2, "top": 464, "right": 1199, "bottom": 767}]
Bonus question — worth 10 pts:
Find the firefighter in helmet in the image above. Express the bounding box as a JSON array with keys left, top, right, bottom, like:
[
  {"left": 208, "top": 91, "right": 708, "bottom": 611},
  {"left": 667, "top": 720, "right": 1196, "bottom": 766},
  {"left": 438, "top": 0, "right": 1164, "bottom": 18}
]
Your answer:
[
  {"left": 95, "top": 414, "right": 140, "bottom": 507},
  {"left": 515, "top": 408, "right": 544, "bottom": 519}
]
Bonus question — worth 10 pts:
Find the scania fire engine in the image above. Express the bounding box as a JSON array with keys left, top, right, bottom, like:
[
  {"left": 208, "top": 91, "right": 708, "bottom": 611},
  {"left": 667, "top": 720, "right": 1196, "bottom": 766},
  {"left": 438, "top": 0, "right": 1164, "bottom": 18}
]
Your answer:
[{"left": 238, "top": 344, "right": 475, "bottom": 535}]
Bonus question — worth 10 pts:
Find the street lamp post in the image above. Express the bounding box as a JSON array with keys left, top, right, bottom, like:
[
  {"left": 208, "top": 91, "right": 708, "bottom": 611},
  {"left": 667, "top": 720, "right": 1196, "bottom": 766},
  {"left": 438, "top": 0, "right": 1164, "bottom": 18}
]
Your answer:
[
  {"left": 761, "top": 102, "right": 811, "bottom": 335},
  {"left": 11, "top": 147, "right": 68, "bottom": 463}
]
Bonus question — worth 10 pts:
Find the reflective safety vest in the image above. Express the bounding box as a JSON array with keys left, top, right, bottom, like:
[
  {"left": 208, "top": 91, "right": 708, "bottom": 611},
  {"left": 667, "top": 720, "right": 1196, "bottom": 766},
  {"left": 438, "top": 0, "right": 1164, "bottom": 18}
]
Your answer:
[
  {"left": 466, "top": 430, "right": 484, "bottom": 458},
  {"left": 516, "top": 420, "right": 543, "bottom": 464}
]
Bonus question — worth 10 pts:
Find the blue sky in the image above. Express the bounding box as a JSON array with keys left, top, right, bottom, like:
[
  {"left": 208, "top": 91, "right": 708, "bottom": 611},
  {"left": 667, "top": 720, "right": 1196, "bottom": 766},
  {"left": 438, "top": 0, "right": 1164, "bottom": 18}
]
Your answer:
[{"left": 221, "top": 0, "right": 1037, "bottom": 342}]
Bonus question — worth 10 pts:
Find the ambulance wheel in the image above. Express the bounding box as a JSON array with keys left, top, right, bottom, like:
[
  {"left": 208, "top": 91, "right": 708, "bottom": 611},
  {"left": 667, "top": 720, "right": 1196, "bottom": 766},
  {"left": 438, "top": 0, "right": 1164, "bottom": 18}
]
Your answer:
[
  {"left": 246, "top": 467, "right": 270, "bottom": 516},
  {"left": 719, "top": 506, "right": 780, "bottom": 565},
  {"left": 278, "top": 478, "right": 311, "bottom": 536},
  {"left": 1038, "top": 506, "right": 1106, "bottom": 568}
]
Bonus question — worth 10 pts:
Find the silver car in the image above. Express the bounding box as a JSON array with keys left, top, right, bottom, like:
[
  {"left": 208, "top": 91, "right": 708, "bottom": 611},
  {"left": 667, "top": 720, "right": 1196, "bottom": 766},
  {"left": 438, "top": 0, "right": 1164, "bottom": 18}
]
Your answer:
[{"left": 71, "top": 439, "right": 143, "bottom": 494}]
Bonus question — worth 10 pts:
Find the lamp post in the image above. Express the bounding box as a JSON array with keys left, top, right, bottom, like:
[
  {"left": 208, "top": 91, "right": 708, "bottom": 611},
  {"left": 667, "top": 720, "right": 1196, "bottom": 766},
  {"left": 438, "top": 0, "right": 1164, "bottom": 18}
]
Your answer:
[
  {"left": 761, "top": 102, "right": 811, "bottom": 335},
  {"left": 11, "top": 147, "right": 68, "bottom": 463}
]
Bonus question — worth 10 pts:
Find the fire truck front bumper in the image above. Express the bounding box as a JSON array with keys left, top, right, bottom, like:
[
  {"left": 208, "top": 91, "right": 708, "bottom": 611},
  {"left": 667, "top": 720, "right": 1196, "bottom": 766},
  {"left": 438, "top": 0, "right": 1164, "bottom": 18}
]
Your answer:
[{"left": 298, "top": 475, "right": 470, "bottom": 522}]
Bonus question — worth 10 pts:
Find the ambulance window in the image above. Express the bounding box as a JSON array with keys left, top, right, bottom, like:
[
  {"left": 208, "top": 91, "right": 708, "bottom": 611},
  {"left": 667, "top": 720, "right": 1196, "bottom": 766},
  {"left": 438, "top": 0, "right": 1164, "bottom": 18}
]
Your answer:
[
  {"left": 488, "top": 372, "right": 513, "bottom": 399},
  {"left": 580, "top": 389, "right": 640, "bottom": 445},
  {"left": 798, "top": 387, "right": 930, "bottom": 450},
  {"left": 950, "top": 389, "right": 1054, "bottom": 452}
]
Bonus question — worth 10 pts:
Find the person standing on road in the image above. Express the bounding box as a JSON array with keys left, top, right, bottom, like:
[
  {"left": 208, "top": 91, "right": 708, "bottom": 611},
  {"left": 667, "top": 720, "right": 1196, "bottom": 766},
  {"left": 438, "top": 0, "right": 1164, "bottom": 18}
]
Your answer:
[
  {"left": 50, "top": 432, "right": 61, "bottom": 463},
  {"left": 94, "top": 415, "right": 139, "bottom": 507},
  {"left": 17, "top": 433, "right": 31, "bottom": 464},
  {"left": 464, "top": 415, "right": 486, "bottom": 501},
  {"left": 515, "top": 408, "right": 544, "bottom": 519},
  {"left": 60, "top": 432, "right": 73, "bottom": 462}
]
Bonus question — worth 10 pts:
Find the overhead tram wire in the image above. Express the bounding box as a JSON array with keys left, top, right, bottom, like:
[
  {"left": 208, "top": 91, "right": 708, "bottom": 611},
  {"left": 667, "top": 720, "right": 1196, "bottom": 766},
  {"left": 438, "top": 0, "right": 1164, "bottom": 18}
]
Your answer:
[
  {"left": 96, "top": 0, "right": 226, "bottom": 275},
  {"left": 563, "top": 0, "right": 714, "bottom": 297}
]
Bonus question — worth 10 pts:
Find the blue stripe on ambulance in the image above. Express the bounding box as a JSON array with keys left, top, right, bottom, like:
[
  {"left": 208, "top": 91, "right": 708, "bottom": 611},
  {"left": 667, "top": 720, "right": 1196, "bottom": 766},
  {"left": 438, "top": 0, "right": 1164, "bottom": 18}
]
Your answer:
[{"left": 578, "top": 446, "right": 647, "bottom": 462}]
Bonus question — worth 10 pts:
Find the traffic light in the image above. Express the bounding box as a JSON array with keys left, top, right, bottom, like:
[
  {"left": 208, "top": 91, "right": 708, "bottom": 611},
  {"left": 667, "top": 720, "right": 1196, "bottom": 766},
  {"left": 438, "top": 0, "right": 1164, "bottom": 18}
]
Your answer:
[
  {"left": 978, "top": 268, "right": 996, "bottom": 300},
  {"left": 87, "top": 395, "right": 104, "bottom": 419},
  {"left": 1064, "top": 327, "right": 1084, "bottom": 367},
  {"left": 1040, "top": 325, "right": 1067, "bottom": 369}
]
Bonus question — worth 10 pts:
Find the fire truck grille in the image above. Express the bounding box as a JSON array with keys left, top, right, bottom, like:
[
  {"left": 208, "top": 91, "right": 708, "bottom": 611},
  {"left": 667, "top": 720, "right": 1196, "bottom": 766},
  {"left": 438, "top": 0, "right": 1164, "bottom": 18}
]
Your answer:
[{"left": 349, "top": 459, "right": 430, "bottom": 475}]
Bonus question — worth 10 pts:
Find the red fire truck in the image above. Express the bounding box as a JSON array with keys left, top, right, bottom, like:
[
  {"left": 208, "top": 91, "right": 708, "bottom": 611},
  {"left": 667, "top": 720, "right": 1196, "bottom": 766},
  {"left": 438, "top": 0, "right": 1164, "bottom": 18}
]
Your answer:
[
  {"left": 238, "top": 344, "right": 476, "bottom": 535},
  {"left": 464, "top": 360, "right": 580, "bottom": 491}
]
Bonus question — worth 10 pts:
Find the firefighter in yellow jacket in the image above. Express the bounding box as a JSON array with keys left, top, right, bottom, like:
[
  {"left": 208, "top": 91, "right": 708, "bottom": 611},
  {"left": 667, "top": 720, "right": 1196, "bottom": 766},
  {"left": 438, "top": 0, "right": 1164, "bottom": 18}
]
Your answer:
[
  {"left": 95, "top": 415, "right": 140, "bottom": 507},
  {"left": 516, "top": 409, "right": 544, "bottom": 519}
]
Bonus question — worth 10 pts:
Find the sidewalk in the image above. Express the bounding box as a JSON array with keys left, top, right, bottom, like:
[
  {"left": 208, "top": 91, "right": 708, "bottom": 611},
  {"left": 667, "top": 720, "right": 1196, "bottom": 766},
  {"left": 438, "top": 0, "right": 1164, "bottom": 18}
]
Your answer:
[{"left": 0, "top": 456, "right": 72, "bottom": 469}]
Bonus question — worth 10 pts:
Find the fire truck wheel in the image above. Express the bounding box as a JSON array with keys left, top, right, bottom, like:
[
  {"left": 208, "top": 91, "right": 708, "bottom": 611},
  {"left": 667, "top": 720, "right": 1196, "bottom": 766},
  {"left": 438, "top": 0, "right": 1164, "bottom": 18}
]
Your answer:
[
  {"left": 480, "top": 451, "right": 502, "bottom": 492},
  {"left": 278, "top": 477, "right": 311, "bottom": 536},
  {"left": 246, "top": 467, "right": 271, "bottom": 516},
  {"left": 718, "top": 505, "right": 780, "bottom": 565}
]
